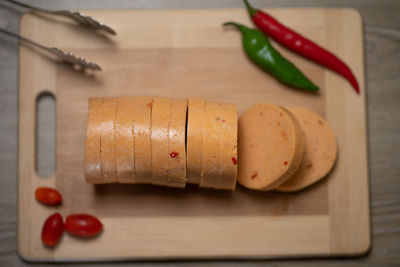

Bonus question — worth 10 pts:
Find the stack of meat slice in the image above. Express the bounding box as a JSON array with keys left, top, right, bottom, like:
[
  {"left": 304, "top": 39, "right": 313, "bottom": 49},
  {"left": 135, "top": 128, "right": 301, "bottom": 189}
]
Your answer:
[
  {"left": 84, "top": 97, "right": 238, "bottom": 190},
  {"left": 85, "top": 97, "right": 337, "bottom": 192}
]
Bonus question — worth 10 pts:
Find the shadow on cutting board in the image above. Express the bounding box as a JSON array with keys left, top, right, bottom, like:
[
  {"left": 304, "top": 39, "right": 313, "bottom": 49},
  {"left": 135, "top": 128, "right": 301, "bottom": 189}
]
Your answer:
[{"left": 84, "top": 179, "right": 328, "bottom": 218}]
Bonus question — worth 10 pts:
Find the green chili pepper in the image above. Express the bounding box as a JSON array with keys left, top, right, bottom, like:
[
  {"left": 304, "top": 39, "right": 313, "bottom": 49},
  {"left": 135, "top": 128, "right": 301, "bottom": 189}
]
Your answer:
[{"left": 223, "top": 22, "right": 319, "bottom": 92}]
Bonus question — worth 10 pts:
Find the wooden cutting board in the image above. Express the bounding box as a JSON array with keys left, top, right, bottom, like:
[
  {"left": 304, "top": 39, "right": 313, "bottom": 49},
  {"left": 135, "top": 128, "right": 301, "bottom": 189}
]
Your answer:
[{"left": 18, "top": 8, "right": 369, "bottom": 261}]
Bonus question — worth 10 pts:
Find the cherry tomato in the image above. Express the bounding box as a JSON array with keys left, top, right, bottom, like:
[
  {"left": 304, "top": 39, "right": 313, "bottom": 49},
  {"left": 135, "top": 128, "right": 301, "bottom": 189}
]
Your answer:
[
  {"left": 65, "top": 214, "right": 103, "bottom": 238},
  {"left": 41, "top": 213, "right": 64, "bottom": 247},
  {"left": 35, "top": 187, "right": 62, "bottom": 206}
]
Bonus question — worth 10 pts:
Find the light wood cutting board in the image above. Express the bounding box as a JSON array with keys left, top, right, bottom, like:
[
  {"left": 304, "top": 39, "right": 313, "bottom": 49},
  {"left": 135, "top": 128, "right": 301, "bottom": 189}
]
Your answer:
[{"left": 18, "top": 8, "right": 369, "bottom": 261}]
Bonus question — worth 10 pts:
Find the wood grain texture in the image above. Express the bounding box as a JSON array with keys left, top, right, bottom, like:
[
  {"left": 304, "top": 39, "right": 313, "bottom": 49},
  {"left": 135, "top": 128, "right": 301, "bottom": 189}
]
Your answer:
[{"left": 0, "top": 0, "right": 399, "bottom": 266}]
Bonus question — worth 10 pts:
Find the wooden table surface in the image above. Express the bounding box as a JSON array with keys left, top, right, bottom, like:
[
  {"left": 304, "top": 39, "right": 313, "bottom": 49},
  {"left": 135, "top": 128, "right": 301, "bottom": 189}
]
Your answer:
[{"left": 0, "top": 0, "right": 399, "bottom": 266}]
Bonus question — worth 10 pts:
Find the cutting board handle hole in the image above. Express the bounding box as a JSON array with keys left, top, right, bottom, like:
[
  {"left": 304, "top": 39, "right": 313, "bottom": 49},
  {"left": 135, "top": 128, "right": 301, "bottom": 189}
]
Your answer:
[{"left": 35, "top": 92, "right": 56, "bottom": 178}]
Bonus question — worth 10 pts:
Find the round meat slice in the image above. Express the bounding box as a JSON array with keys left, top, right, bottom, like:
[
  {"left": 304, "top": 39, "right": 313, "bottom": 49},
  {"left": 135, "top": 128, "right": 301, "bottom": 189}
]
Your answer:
[
  {"left": 186, "top": 98, "right": 205, "bottom": 184},
  {"left": 132, "top": 97, "right": 152, "bottom": 184},
  {"left": 151, "top": 98, "right": 172, "bottom": 187},
  {"left": 238, "top": 103, "right": 304, "bottom": 191},
  {"left": 199, "top": 101, "right": 220, "bottom": 189},
  {"left": 85, "top": 98, "right": 102, "bottom": 184},
  {"left": 115, "top": 97, "right": 136, "bottom": 184},
  {"left": 276, "top": 107, "right": 337, "bottom": 192},
  {"left": 99, "top": 97, "right": 118, "bottom": 183},
  {"left": 217, "top": 103, "right": 238, "bottom": 190},
  {"left": 167, "top": 98, "right": 187, "bottom": 188}
]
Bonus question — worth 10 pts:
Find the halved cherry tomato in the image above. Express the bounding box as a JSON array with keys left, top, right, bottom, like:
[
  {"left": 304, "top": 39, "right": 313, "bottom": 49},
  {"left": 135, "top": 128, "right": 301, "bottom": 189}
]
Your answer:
[
  {"left": 35, "top": 187, "right": 62, "bottom": 206},
  {"left": 65, "top": 214, "right": 103, "bottom": 238},
  {"left": 41, "top": 213, "right": 64, "bottom": 247}
]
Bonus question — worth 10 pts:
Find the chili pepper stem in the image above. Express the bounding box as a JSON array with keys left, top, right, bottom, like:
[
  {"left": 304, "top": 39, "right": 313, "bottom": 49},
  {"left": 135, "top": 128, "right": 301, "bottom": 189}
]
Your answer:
[
  {"left": 223, "top": 22, "right": 247, "bottom": 34},
  {"left": 243, "top": 0, "right": 258, "bottom": 18}
]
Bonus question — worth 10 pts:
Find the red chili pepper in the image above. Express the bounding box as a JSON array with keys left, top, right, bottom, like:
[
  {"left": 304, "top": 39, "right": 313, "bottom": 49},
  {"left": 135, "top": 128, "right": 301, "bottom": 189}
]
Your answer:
[
  {"left": 65, "top": 214, "right": 103, "bottom": 238},
  {"left": 169, "top": 151, "right": 179, "bottom": 158},
  {"left": 243, "top": 0, "right": 360, "bottom": 94},
  {"left": 41, "top": 213, "right": 64, "bottom": 247},
  {"left": 232, "top": 157, "right": 237, "bottom": 165},
  {"left": 35, "top": 187, "right": 62, "bottom": 206}
]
